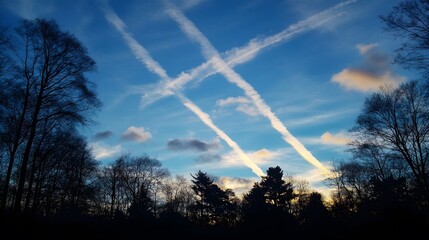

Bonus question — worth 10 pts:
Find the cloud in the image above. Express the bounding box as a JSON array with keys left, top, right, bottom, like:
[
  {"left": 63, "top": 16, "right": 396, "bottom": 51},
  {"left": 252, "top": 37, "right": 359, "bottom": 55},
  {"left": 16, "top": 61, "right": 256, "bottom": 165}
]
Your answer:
[
  {"left": 92, "top": 130, "right": 113, "bottom": 141},
  {"left": 296, "top": 167, "right": 336, "bottom": 201},
  {"left": 285, "top": 110, "right": 352, "bottom": 127},
  {"left": 332, "top": 69, "right": 404, "bottom": 92},
  {"left": 216, "top": 96, "right": 249, "bottom": 106},
  {"left": 356, "top": 43, "right": 377, "bottom": 55},
  {"left": 167, "top": 140, "right": 278, "bottom": 165},
  {"left": 250, "top": 148, "right": 279, "bottom": 162},
  {"left": 167, "top": 137, "right": 221, "bottom": 152},
  {"left": 202, "top": 148, "right": 289, "bottom": 169},
  {"left": 174, "top": 0, "right": 205, "bottom": 10},
  {"left": 218, "top": 176, "right": 258, "bottom": 198},
  {"left": 122, "top": 126, "right": 152, "bottom": 143},
  {"left": 216, "top": 96, "right": 260, "bottom": 116},
  {"left": 332, "top": 43, "right": 405, "bottom": 92},
  {"left": 320, "top": 131, "right": 352, "bottom": 145},
  {"left": 90, "top": 142, "right": 121, "bottom": 160},
  {"left": 165, "top": 0, "right": 334, "bottom": 176},
  {"left": 196, "top": 153, "right": 222, "bottom": 163},
  {"left": 3, "top": 0, "right": 56, "bottom": 19}
]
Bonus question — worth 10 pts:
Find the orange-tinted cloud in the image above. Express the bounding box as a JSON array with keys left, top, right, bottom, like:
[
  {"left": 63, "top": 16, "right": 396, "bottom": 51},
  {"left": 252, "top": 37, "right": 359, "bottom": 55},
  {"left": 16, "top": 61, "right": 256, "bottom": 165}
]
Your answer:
[
  {"left": 320, "top": 131, "right": 351, "bottom": 145},
  {"left": 332, "top": 69, "right": 404, "bottom": 92},
  {"left": 332, "top": 43, "right": 405, "bottom": 92}
]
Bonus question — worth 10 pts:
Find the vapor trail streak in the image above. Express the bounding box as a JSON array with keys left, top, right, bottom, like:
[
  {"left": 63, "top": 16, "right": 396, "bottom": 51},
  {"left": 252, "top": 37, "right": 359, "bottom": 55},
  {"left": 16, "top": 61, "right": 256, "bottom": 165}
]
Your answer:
[
  {"left": 177, "top": 93, "right": 265, "bottom": 177},
  {"left": 139, "top": 0, "right": 355, "bottom": 108},
  {"left": 164, "top": 0, "right": 337, "bottom": 176},
  {"left": 101, "top": 3, "right": 265, "bottom": 177}
]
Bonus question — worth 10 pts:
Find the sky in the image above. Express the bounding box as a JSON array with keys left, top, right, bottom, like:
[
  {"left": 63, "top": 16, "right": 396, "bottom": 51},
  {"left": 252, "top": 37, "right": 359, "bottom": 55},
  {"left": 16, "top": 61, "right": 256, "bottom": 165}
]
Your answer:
[{"left": 0, "top": 0, "right": 413, "bottom": 198}]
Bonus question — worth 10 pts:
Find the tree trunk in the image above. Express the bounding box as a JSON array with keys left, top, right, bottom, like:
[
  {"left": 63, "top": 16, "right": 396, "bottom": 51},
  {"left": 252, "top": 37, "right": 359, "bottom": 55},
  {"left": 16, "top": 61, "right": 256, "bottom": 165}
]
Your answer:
[
  {"left": 0, "top": 85, "right": 31, "bottom": 215},
  {"left": 14, "top": 85, "right": 44, "bottom": 213}
]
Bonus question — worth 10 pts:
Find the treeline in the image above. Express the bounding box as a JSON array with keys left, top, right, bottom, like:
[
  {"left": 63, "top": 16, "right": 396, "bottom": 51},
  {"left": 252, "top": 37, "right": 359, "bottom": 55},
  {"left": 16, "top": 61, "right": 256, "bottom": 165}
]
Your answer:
[
  {"left": 1, "top": 0, "right": 429, "bottom": 238},
  {"left": 0, "top": 150, "right": 428, "bottom": 239}
]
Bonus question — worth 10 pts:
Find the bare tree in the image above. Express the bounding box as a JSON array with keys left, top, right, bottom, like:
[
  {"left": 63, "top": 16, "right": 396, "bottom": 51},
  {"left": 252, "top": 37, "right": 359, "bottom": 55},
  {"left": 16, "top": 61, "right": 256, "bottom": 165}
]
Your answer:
[
  {"left": 0, "top": 18, "right": 101, "bottom": 214},
  {"left": 120, "top": 154, "right": 169, "bottom": 214},
  {"left": 350, "top": 80, "right": 429, "bottom": 205},
  {"left": 161, "top": 175, "right": 194, "bottom": 217},
  {"left": 290, "top": 178, "right": 311, "bottom": 217},
  {"left": 96, "top": 157, "right": 126, "bottom": 217},
  {"left": 328, "top": 160, "right": 371, "bottom": 215},
  {"left": 380, "top": 0, "right": 429, "bottom": 77},
  {"left": 95, "top": 154, "right": 169, "bottom": 218}
]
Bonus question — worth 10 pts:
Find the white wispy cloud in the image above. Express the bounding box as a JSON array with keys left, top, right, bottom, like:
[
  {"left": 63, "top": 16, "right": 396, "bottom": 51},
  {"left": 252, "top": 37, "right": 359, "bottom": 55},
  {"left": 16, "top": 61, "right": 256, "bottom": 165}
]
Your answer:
[
  {"left": 164, "top": 0, "right": 337, "bottom": 176},
  {"left": 217, "top": 176, "right": 258, "bottom": 198},
  {"left": 356, "top": 43, "right": 378, "bottom": 55},
  {"left": 332, "top": 43, "right": 406, "bottom": 92},
  {"left": 90, "top": 142, "right": 122, "bottom": 160},
  {"left": 216, "top": 96, "right": 250, "bottom": 106},
  {"left": 320, "top": 131, "right": 352, "bottom": 145},
  {"left": 174, "top": 0, "right": 206, "bottom": 10},
  {"left": 136, "top": 0, "right": 355, "bottom": 108},
  {"left": 216, "top": 96, "right": 260, "bottom": 116},
  {"left": 102, "top": 3, "right": 265, "bottom": 177},
  {"left": 285, "top": 109, "right": 353, "bottom": 127},
  {"left": 122, "top": 126, "right": 152, "bottom": 143},
  {"left": 200, "top": 148, "right": 291, "bottom": 170},
  {"left": 250, "top": 148, "right": 282, "bottom": 163},
  {"left": 3, "top": 0, "right": 56, "bottom": 19}
]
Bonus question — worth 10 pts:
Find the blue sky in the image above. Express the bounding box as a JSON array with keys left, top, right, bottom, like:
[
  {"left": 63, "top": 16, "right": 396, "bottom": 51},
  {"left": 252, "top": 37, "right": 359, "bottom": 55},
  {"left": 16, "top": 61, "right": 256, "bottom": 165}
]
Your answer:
[{"left": 0, "top": 0, "right": 412, "bottom": 197}]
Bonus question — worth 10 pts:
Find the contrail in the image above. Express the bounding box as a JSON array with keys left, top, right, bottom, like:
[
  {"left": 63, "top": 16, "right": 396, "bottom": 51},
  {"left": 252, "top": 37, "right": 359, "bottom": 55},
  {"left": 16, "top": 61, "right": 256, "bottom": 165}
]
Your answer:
[
  {"left": 164, "top": 0, "right": 339, "bottom": 176},
  {"left": 101, "top": 3, "right": 265, "bottom": 177},
  {"left": 177, "top": 92, "right": 265, "bottom": 177},
  {"left": 138, "top": 0, "right": 355, "bottom": 109}
]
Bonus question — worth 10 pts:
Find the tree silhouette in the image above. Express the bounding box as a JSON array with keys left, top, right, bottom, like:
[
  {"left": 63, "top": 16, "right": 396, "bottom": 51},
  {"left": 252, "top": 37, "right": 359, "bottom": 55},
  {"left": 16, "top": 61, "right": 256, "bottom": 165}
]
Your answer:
[
  {"left": 127, "top": 185, "right": 154, "bottom": 221},
  {"left": 241, "top": 166, "right": 297, "bottom": 235},
  {"left": 94, "top": 154, "right": 169, "bottom": 218},
  {"left": 300, "top": 192, "right": 331, "bottom": 225},
  {"left": 0, "top": 18, "right": 100, "bottom": 214},
  {"left": 241, "top": 182, "right": 268, "bottom": 222},
  {"left": 260, "top": 166, "right": 295, "bottom": 212},
  {"left": 328, "top": 160, "right": 371, "bottom": 216},
  {"left": 160, "top": 175, "right": 194, "bottom": 218},
  {"left": 380, "top": 0, "right": 429, "bottom": 77},
  {"left": 96, "top": 157, "right": 126, "bottom": 218},
  {"left": 350, "top": 80, "right": 429, "bottom": 206},
  {"left": 189, "top": 170, "right": 238, "bottom": 226}
]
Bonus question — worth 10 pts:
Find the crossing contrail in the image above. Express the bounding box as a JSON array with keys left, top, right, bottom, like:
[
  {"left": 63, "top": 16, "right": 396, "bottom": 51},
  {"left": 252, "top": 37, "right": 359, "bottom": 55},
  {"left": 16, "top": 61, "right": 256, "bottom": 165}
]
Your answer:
[
  {"left": 101, "top": 3, "right": 265, "bottom": 177},
  {"left": 138, "top": 0, "right": 355, "bottom": 109},
  {"left": 177, "top": 93, "right": 265, "bottom": 177},
  {"left": 163, "top": 0, "right": 345, "bottom": 176}
]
